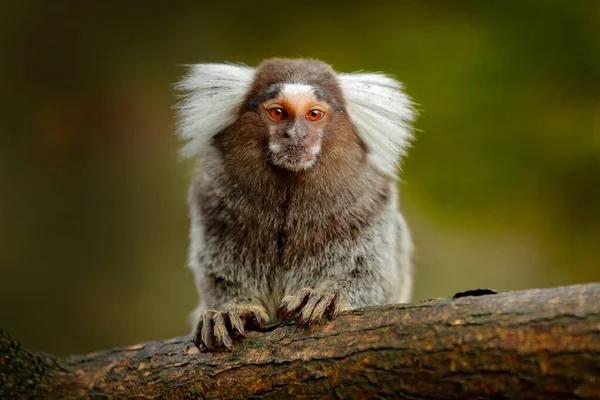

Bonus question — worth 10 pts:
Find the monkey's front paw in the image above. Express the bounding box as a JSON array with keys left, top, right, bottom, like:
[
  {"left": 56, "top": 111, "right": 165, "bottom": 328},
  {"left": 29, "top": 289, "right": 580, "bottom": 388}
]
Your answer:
[
  {"left": 278, "top": 288, "right": 342, "bottom": 328},
  {"left": 192, "top": 304, "right": 269, "bottom": 351}
]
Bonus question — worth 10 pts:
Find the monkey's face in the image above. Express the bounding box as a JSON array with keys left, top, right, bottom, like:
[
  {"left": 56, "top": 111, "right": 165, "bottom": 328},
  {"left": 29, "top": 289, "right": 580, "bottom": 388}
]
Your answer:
[{"left": 260, "top": 84, "right": 332, "bottom": 172}]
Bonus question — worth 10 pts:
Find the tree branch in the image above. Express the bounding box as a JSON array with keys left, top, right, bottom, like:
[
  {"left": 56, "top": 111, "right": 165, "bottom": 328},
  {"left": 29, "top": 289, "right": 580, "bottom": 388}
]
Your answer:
[{"left": 2, "top": 284, "right": 599, "bottom": 399}]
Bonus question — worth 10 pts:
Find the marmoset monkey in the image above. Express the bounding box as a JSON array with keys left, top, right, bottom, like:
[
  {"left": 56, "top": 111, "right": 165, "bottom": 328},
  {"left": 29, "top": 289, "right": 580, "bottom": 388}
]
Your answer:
[{"left": 176, "top": 58, "right": 415, "bottom": 350}]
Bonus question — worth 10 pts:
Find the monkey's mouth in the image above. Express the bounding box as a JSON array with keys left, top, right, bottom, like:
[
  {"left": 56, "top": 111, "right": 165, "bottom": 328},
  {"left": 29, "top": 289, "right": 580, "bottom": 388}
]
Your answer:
[{"left": 269, "top": 144, "right": 319, "bottom": 172}]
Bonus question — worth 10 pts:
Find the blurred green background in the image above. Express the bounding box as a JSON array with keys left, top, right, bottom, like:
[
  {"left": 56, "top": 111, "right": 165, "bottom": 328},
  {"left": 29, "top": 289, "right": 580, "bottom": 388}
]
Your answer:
[{"left": 1, "top": 1, "right": 599, "bottom": 356}]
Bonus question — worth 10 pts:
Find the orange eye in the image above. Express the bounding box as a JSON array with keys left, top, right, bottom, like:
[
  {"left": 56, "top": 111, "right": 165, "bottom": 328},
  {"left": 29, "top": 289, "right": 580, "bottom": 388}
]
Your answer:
[
  {"left": 307, "top": 109, "right": 324, "bottom": 122},
  {"left": 268, "top": 108, "right": 287, "bottom": 120}
]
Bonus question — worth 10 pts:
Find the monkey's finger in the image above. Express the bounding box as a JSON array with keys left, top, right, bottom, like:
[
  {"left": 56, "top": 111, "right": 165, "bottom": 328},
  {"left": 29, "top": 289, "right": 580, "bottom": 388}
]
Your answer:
[
  {"left": 326, "top": 290, "right": 343, "bottom": 320},
  {"left": 228, "top": 311, "right": 245, "bottom": 337},
  {"left": 213, "top": 312, "right": 233, "bottom": 350},
  {"left": 240, "top": 311, "right": 260, "bottom": 329},
  {"left": 279, "top": 288, "right": 311, "bottom": 320},
  {"left": 212, "top": 313, "right": 226, "bottom": 346},
  {"left": 277, "top": 299, "right": 295, "bottom": 320},
  {"left": 309, "top": 294, "right": 333, "bottom": 324},
  {"left": 298, "top": 292, "right": 321, "bottom": 328},
  {"left": 247, "top": 312, "right": 261, "bottom": 327},
  {"left": 224, "top": 304, "right": 246, "bottom": 336},
  {"left": 201, "top": 311, "right": 216, "bottom": 349},
  {"left": 250, "top": 305, "right": 269, "bottom": 326},
  {"left": 193, "top": 317, "right": 204, "bottom": 349}
]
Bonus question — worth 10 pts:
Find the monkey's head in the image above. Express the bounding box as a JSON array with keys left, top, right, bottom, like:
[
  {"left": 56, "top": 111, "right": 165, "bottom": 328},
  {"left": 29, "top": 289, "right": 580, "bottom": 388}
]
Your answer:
[
  {"left": 244, "top": 59, "right": 347, "bottom": 172},
  {"left": 176, "top": 58, "right": 415, "bottom": 178}
]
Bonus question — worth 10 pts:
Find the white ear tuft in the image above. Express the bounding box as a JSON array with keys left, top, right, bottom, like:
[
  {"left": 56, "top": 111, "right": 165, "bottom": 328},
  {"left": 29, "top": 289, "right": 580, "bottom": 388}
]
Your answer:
[
  {"left": 337, "top": 72, "right": 416, "bottom": 178},
  {"left": 175, "top": 63, "right": 255, "bottom": 157}
]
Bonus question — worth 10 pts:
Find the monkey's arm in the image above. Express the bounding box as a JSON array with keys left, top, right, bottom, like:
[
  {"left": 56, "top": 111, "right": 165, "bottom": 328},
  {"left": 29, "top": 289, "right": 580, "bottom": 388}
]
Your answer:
[
  {"left": 278, "top": 245, "right": 400, "bottom": 327},
  {"left": 188, "top": 173, "right": 271, "bottom": 351},
  {"left": 278, "top": 208, "right": 412, "bottom": 327}
]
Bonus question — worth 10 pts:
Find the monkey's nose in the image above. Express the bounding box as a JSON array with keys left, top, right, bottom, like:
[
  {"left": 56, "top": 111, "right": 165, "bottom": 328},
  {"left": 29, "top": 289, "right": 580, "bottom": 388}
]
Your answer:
[{"left": 283, "top": 127, "right": 309, "bottom": 141}]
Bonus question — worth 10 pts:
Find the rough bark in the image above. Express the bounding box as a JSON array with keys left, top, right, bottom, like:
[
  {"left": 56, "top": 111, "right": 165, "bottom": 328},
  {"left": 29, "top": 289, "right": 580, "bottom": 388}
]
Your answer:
[{"left": 1, "top": 284, "right": 599, "bottom": 399}]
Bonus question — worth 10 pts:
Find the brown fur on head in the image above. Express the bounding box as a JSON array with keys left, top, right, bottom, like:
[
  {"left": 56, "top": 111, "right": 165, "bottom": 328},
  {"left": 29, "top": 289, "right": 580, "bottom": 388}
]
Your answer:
[
  {"left": 237, "top": 58, "right": 363, "bottom": 174},
  {"left": 245, "top": 59, "right": 346, "bottom": 109},
  {"left": 219, "top": 58, "right": 366, "bottom": 187}
]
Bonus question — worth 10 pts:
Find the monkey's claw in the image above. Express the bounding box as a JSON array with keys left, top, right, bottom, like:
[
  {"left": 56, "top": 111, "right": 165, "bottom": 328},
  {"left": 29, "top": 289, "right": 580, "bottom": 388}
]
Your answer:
[
  {"left": 192, "top": 304, "right": 268, "bottom": 351},
  {"left": 278, "top": 288, "right": 342, "bottom": 328}
]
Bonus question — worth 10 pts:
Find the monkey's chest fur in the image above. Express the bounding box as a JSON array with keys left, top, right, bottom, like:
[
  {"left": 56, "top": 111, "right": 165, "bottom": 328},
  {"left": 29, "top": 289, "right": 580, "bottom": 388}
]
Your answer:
[{"left": 190, "top": 158, "right": 398, "bottom": 319}]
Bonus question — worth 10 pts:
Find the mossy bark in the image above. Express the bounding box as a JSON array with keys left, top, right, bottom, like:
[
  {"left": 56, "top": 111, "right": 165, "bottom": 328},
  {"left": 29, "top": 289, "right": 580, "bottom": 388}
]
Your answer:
[{"left": 2, "top": 284, "right": 599, "bottom": 399}]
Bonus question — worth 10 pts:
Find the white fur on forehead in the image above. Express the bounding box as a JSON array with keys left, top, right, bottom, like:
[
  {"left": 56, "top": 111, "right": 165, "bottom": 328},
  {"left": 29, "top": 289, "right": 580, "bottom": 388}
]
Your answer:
[
  {"left": 338, "top": 72, "right": 416, "bottom": 178},
  {"left": 280, "top": 83, "right": 315, "bottom": 100},
  {"left": 175, "top": 63, "right": 255, "bottom": 157}
]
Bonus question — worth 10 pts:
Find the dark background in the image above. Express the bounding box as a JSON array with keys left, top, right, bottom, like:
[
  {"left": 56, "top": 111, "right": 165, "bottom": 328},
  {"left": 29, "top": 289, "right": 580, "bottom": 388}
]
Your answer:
[{"left": 1, "top": 1, "right": 599, "bottom": 356}]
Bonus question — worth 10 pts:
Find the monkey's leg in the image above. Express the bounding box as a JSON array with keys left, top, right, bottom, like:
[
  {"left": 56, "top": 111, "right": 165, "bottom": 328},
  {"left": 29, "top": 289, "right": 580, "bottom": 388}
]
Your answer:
[
  {"left": 193, "top": 304, "right": 268, "bottom": 351},
  {"left": 278, "top": 288, "right": 343, "bottom": 328}
]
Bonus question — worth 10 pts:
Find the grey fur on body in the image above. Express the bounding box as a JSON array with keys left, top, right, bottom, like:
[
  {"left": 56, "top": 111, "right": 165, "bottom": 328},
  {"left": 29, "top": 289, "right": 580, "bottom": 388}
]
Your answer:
[
  {"left": 188, "top": 148, "right": 413, "bottom": 322},
  {"left": 180, "top": 59, "right": 415, "bottom": 327}
]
